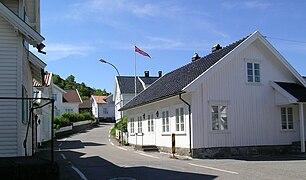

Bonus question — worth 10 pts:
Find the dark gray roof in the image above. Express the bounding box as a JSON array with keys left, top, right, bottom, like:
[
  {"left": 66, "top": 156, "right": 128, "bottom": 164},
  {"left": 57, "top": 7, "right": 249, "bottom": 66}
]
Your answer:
[
  {"left": 120, "top": 36, "right": 248, "bottom": 111},
  {"left": 275, "top": 82, "right": 306, "bottom": 102},
  {"left": 139, "top": 77, "right": 159, "bottom": 85},
  {"left": 303, "top": 76, "right": 306, "bottom": 82},
  {"left": 117, "top": 76, "right": 159, "bottom": 94},
  {"left": 117, "top": 76, "right": 143, "bottom": 94}
]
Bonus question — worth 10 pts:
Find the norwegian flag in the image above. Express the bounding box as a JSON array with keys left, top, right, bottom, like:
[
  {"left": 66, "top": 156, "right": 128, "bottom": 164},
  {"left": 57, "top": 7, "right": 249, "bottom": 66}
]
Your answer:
[{"left": 135, "top": 46, "right": 151, "bottom": 58}]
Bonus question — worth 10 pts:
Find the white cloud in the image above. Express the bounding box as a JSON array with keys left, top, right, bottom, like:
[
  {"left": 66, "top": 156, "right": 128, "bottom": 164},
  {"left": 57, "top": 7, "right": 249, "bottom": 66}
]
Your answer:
[
  {"left": 42, "top": 43, "right": 94, "bottom": 61},
  {"left": 222, "top": 1, "right": 270, "bottom": 9},
  {"left": 244, "top": 1, "right": 270, "bottom": 9}
]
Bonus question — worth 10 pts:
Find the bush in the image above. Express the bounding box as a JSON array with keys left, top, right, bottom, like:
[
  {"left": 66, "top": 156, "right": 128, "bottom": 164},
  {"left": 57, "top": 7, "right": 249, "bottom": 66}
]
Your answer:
[
  {"left": 53, "top": 116, "right": 61, "bottom": 129},
  {"left": 62, "top": 112, "right": 78, "bottom": 122},
  {"left": 60, "top": 117, "right": 70, "bottom": 127},
  {"left": 114, "top": 115, "right": 127, "bottom": 132},
  {"left": 77, "top": 113, "right": 85, "bottom": 121},
  {"left": 53, "top": 116, "right": 70, "bottom": 129},
  {"left": 54, "top": 112, "right": 93, "bottom": 129},
  {"left": 110, "top": 126, "right": 116, "bottom": 138},
  {"left": 82, "top": 112, "right": 94, "bottom": 120}
]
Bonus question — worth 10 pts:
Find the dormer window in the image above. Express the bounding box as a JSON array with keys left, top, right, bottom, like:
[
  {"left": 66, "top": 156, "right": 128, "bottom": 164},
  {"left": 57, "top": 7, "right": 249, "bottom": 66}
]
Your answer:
[{"left": 246, "top": 62, "right": 261, "bottom": 83}]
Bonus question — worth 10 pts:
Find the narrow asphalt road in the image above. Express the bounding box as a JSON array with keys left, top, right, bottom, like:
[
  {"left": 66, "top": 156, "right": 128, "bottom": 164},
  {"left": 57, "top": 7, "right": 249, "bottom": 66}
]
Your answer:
[{"left": 54, "top": 123, "right": 306, "bottom": 180}]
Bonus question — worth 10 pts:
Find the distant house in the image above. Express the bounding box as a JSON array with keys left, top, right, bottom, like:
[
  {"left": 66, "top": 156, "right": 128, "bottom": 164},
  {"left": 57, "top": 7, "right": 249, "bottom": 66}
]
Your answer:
[
  {"left": 113, "top": 71, "right": 161, "bottom": 122},
  {"left": 63, "top": 89, "right": 82, "bottom": 114},
  {"left": 33, "top": 72, "right": 68, "bottom": 145},
  {"left": 79, "top": 99, "right": 92, "bottom": 114},
  {"left": 121, "top": 31, "right": 306, "bottom": 158},
  {"left": 91, "top": 94, "right": 115, "bottom": 121},
  {"left": 0, "top": 0, "right": 46, "bottom": 157}
]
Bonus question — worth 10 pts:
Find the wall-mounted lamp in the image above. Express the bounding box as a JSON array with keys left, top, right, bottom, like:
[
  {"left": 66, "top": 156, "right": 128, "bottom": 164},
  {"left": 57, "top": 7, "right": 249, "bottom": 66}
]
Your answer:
[
  {"left": 156, "top": 111, "right": 159, "bottom": 118},
  {"left": 143, "top": 113, "right": 145, "bottom": 119}
]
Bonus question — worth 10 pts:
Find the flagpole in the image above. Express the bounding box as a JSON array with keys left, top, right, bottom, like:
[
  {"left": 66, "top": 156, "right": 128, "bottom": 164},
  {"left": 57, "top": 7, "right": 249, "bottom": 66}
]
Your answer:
[{"left": 134, "top": 45, "right": 137, "bottom": 97}]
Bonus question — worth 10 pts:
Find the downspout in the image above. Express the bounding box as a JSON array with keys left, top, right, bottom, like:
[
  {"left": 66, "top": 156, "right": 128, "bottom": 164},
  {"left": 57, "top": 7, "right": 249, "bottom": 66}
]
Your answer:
[{"left": 179, "top": 93, "right": 192, "bottom": 156}]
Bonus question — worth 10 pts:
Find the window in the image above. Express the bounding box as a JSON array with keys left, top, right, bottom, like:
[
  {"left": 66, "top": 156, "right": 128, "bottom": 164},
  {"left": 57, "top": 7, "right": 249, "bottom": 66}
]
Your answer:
[
  {"left": 65, "top": 108, "right": 73, "bottom": 113},
  {"left": 103, "top": 108, "right": 108, "bottom": 114},
  {"left": 130, "top": 117, "right": 135, "bottom": 133},
  {"left": 281, "top": 107, "right": 293, "bottom": 130},
  {"left": 137, "top": 115, "right": 142, "bottom": 133},
  {"left": 211, "top": 105, "right": 228, "bottom": 130},
  {"left": 148, "top": 114, "right": 154, "bottom": 132},
  {"left": 247, "top": 62, "right": 260, "bottom": 83},
  {"left": 162, "top": 111, "right": 169, "bottom": 133},
  {"left": 175, "top": 107, "right": 185, "bottom": 131},
  {"left": 50, "top": 94, "right": 57, "bottom": 101}
]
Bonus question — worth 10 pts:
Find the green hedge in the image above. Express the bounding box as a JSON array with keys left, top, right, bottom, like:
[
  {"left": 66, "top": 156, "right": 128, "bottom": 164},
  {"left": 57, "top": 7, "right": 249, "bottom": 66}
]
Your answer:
[{"left": 54, "top": 112, "right": 95, "bottom": 129}]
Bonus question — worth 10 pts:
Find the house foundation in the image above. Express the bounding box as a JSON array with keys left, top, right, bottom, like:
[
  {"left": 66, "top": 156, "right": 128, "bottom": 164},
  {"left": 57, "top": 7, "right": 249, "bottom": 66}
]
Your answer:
[{"left": 192, "top": 144, "right": 302, "bottom": 159}]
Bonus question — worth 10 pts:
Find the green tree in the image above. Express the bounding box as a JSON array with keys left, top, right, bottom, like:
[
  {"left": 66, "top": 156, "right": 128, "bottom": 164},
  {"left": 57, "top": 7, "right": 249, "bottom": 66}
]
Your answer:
[
  {"left": 64, "top": 75, "right": 77, "bottom": 90},
  {"left": 53, "top": 74, "right": 65, "bottom": 89},
  {"left": 93, "top": 89, "right": 107, "bottom": 96}
]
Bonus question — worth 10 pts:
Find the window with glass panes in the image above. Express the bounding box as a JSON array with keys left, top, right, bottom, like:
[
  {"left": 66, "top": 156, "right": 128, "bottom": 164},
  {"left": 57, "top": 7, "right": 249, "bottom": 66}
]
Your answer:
[
  {"left": 147, "top": 114, "right": 154, "bottom": 132},
  {"left": 162, "top": 111, "right": 169, "bottom": 133},
  {"left": 175, "top": 107, "right": 185, "bottom": 131},
  {"left": 281, "top": 107, "right": 293, "bottom": 130},
  {"left": 247, "top": 62, "right": 260, "bottom": 83},
  {"left": 211, "top": 105, "right": 228, "bottom": 130},
  {"left": 137, "top": 116, "right": 142, "bottom": 133},
  {"left": 130, "top": 117, "right": 135, "bottom": 133}
]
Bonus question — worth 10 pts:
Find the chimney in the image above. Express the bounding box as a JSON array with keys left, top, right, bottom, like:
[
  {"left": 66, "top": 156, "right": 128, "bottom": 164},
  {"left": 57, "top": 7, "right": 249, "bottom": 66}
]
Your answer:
[
  {"left": 144, "top": 71, "right": 149, "bottom": 77},
  {"left": 192, "top": 52, "right": 200, "bottom": 62},
  {"left": 158, "top": 71, "right": 162, "bottom": 77},
  {"left": 212, "top": 44, "right": 222, "bottom": 53}
]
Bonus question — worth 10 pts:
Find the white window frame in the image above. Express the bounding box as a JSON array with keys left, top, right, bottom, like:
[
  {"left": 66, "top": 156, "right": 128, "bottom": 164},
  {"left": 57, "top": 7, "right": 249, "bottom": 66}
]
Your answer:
[
  {"left": 137, "top": 115, "right": 142, "bottom": 134},
  {"left": 130, "top": 117, "right": 135, "bottom": 134},
  {"left": 245, "top": 59, "right": 262, "bottom": 84},
  {"left": 175, "top": 106, "right": 185, "bottom": 132},
  {"left": 280, "top": 106, "right": 294, "bottom": 130},
  {"left": 161, "top": 108, "right": 170, "bottom": 134},
  {"left": 65, "top": 108, "right": 74, "bottom": 113},
  {"left": 147, "top": 113, "right": 154, "bottom": 133},
  {"left": 209, "top": 101, "right": 229, "bottom": 132}
]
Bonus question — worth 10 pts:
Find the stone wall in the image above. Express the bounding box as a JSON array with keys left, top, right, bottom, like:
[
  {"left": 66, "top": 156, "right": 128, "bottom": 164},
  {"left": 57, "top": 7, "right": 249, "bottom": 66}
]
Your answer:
[{"left": 192, "top": 145, "right": 295, "bottom": 158}]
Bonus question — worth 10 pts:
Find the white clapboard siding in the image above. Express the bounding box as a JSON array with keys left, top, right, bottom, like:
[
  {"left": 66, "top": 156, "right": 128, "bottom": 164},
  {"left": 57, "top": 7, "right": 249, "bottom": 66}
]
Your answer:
[
  {"left": 192, "top": 40, "right": 300, "bottom": 148},
  {"left": 0, "top": 0, "right": 19, "bottom": 14},
  {"left": 127, "top": 95, "right": 191, "bottom": 149},
  {"left": 0, "top": 14, "right": 18, "bottom": 156}
]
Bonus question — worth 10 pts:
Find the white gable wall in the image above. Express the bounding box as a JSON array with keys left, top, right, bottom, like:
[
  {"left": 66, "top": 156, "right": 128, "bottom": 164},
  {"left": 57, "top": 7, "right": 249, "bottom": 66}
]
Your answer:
[
  {"left": 192, "top": 39, "right": 300, "bottom": 149},
  {"left": 62, "top": 102, "right": 79, "bottom": 114},
  {"left": 0, "top": 15, "right": 19, "bottom": 156}
]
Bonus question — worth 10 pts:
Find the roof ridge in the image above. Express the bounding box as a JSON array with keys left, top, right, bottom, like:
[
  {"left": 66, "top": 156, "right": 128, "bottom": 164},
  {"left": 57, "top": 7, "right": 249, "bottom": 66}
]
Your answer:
[{"left": 120, "top": 34, "right": 250, "bottom": 111}]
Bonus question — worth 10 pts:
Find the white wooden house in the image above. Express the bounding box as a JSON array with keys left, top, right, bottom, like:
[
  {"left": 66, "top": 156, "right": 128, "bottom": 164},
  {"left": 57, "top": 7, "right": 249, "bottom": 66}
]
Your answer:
[
  {"left": 121, "top": 31, "right": 306, "bottom": 158},
  {"left": 113, "top": 71, "right": 161, "bottom": 122},
  {"left": 91, "top": 94, "right": 115, "bottom": 122},
  {"left": 0, "top": 0, "right": 46, "bottom": 157},
  {"left": 62, "top": 89, "right": 82, "bottom": 114},
  {"left": 33, "top": 72, "right": 68, "bottom": 145}
]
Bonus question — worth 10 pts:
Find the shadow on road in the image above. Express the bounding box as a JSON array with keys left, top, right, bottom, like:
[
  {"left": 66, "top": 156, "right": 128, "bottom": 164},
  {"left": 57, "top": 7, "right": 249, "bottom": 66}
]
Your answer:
[
  {"left": 56, "top": 140, "right": 105, "bottom": 150},
  {"left": 60, "top": 150, "right": 218, "bottom": 180},
  {"left": 231, "top": 154, "right": 306, "bottom": 161}
]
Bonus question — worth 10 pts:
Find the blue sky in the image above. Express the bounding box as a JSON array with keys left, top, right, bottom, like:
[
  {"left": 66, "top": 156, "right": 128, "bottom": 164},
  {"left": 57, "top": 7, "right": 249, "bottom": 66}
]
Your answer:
[{"left": 34, "top": 0, "right": 306, "bottom": 93}]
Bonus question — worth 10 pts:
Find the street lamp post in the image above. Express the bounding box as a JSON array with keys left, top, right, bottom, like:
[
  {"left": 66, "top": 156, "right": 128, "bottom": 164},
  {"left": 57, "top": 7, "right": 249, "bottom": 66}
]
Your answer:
[
  {"left": 99, "top": 59, "right": 120, "bottom": 76},
  {"left": 99, "top": 58, "right": 123, "bottom": 145}
]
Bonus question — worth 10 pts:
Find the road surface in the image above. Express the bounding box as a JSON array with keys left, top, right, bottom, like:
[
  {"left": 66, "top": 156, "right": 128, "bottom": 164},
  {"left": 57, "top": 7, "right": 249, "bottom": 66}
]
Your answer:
[{"left": 55, "top": 123, "right": 306, "bottom": 180}]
